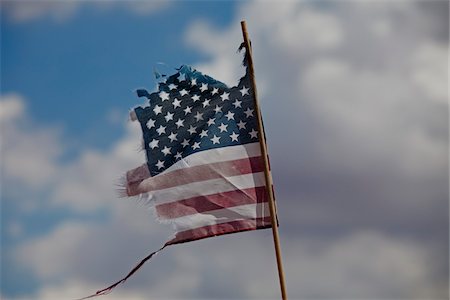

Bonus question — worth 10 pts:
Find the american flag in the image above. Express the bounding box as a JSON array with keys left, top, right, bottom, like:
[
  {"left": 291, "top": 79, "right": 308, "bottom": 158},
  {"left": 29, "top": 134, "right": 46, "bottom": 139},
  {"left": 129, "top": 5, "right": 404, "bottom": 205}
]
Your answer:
[{"left": 125, "top": 65, "right": 273, "bottom": 245}]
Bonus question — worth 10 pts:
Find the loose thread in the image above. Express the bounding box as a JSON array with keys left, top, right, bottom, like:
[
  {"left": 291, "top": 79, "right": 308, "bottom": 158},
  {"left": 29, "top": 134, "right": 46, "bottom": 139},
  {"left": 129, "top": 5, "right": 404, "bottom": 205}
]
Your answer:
[{"left": 76, "top": 244, "right": 169, "bottom": 300}]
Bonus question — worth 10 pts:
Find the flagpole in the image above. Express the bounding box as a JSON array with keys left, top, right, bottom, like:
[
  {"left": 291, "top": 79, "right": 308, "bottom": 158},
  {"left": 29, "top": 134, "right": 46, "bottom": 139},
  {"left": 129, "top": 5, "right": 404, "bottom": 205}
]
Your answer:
[{"left": 240, "top": 21, "right": 288, "bottom": 300}]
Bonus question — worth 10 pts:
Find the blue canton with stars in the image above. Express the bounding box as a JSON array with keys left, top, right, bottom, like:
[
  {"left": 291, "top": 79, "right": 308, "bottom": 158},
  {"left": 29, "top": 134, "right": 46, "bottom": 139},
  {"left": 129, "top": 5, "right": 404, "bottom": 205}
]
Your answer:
[{"left": 134, "top": 65, "right": 259, "bottom": 176}]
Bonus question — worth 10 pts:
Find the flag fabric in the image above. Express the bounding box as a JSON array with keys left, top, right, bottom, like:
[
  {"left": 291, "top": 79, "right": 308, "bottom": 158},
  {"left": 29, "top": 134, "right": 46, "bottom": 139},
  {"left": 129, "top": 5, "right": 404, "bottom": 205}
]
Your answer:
[
  {"left": 80, "top": 51, "right": 276, "bottom": 299},
  {"left": 126, "top": 64, "right": 273, "bottom": 245}
]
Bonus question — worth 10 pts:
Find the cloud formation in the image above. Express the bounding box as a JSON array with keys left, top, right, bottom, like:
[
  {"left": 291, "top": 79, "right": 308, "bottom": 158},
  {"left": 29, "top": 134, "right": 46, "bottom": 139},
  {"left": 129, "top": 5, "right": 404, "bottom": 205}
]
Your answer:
[
  {"left": 185, "top": 0, "right": 448, "bottom": 297},
  {"left": 1, "top": 1, "right": 448, "bottom": 299},
  {"left": 1, "top": 94, "right": 62, "bottom": 190},
  {"left": 2, "top": 0, "right": 170, "bottom": 23}
]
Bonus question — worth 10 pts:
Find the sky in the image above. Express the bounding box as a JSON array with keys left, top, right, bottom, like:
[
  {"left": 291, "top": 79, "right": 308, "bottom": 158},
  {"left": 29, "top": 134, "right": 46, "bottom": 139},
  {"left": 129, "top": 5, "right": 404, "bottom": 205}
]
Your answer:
[{"left": 1, "top": 1, "right": 449, "bottom": 299}]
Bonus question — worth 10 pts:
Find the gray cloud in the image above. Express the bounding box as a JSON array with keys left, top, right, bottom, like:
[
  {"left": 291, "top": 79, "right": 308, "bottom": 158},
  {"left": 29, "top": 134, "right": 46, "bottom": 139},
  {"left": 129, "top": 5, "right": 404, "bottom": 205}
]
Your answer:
[
  {"left": 185, "top": 0, "right": 448, "bottom": 298},
  {"left": 2, "top": 1, "right": 448, "bottom": 299}
]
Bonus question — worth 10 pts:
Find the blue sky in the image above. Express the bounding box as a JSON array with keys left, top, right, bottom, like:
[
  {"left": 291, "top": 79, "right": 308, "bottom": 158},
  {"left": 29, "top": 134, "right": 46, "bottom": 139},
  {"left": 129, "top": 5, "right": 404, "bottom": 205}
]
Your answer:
[
  {"left": 2, "top": 2, "right": 236, "bottom": 150},
  {"left": 1, "top": 1, "right": 448, "bottom": 299}
]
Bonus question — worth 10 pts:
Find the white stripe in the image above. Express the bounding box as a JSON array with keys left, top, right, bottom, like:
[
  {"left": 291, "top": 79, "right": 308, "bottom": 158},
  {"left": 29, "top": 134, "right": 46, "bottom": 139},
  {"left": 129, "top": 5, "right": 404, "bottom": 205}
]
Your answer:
[
  {"left": 149, "top": 172, "right": 266, "bottom": 205},
  {"left": 161, "top": 142, "right": 261, "bottom": 174},
  {"left": 170, "top": 202, "right": 269, "bottom": 231}
]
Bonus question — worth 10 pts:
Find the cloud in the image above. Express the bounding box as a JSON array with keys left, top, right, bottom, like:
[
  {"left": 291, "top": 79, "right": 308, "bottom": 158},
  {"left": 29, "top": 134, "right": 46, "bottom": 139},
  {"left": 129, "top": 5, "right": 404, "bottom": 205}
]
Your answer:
[
  {"left": 0, "top": 94, "right": 143, "bottom": 213},
  {"left": 184, "top": 0, "right": 448, "bottom": 298},
  {"left": 0, "top": 94, "right": 25, "bottom": 121},
  {"left": 1, "top": 93, "right": 172, "bottom": 297},
  {"left": 2, "top": 0, "right": 171, "bottom": 23},
  {"left": 185, "top": 0, "right": 448, "bottom": 230},
  {"left": 14, "top": 225, "right": 447, "bottom": 299},
  {"left": 2, "top": 1, "right": 448, "bottom": 299},
  {"left": 4, "top": 92, "right": 441, "bottom": 299},
  {"left": 300, "top": 55, "right": 447, "bottom": 177},
  {"left": 411, "top": 43, "right": 448, "bottom": 102},
  {"left": 1, "top": 94, "right": 62, "bottom": 190},
  {"left": 185, "top": 20, "right": 244, "bottom": 87},
  {"left": 49, "top": 121, "right": 144, "bottom": 212},
  {"left": 1, "top": 0, "right": 79, "bottom": 23}
]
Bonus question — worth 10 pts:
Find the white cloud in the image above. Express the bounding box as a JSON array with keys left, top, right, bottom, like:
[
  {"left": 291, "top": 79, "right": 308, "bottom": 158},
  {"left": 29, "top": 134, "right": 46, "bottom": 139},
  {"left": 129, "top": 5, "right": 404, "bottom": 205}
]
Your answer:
[
  {"left": 2, "top": 0, "right": 171, "bottom": 23},
  {"left": 183, "top": 1, "right": 448, "bottom": 298},
  {"left": 185, "top": 0, "right": 448, "bottom": 197},
  {"left": 0, "top": 94, "right": 25, "bottom": 121},
  {"left": 2, "top": 1, "right": 448, "bottom": 299},
  {"left": 49, "top": 121, "right": 144, "bottom": 212},
  {"left": 14, "top": 224, "right": 446, "bottom": 299},
  {"left": 2, "top": 0, "right": 79, "bottom": 23},
  {"left": 411, "top": 43, "right": 448, "bottom": 103},
  {"left": 185, "top": 20, "right": 244, "bottom": 87},
  {"left": 273, "top": 7, "right": 343, "bottom": 54},
  {"left": 370, "top": 18, "right": 391, "bottom": 38},
  {"left": 6, "top": 93, "right": 442, "bottom": 298},
  {"left": 1, "top": 94, "right": 62, "bottom": 189},
  {"left": 124, "top": 1, "right": 170, "bottom": 16},
  {"left": 1, "top": 93, "right": 145, "bottom": 213},
  {"left": 3, "top": 280, "right": 149, "bottom": 300},
  {"left": 300, "top": 56, "right": 447, "bottom": 177},
  {"left": 282, "top": 231, "right": 442, "bottom": 299}
]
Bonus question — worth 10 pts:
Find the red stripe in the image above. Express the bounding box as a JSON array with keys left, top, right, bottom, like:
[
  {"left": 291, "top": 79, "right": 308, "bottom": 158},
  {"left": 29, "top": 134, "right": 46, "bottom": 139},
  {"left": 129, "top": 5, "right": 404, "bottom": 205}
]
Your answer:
[
  {"left": 127, "top": 156, "right": 264, "bottom": 196},
  {"left": 166, "top": 217, "right": 273, "bottom": 245},
  {"left": 155, "top": 186, "right": 268, "bottom": 219},
  {"left": 125, "top": 164, "right": 150, "bottom": 186}
]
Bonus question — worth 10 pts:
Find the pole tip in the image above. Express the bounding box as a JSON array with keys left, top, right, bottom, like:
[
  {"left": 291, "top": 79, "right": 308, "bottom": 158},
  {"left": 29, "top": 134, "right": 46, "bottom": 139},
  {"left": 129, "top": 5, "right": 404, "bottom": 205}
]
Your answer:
[{"left": 240, "top": 20, "right": 247, "bottom": 31}]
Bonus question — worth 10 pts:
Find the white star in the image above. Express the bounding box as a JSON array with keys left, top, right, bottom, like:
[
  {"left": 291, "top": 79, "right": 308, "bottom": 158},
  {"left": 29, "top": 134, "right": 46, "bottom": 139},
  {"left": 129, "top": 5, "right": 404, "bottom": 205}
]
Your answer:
[
  {"left": 194, "top": 112, "right": 204, "bottom": 122},
  {"left": 156, "top": 160, "right": 165, "bottom": 170},
  {"left": 172, "top": 98, "right": 182, "bottom": 108},
  {"left": 164, "top": 111, "right": 174, "bottom": 122},
  {"left": 177, "top": 73, "right": 186, "bottom": 82},
  {"left": 175, "top": 118, "right": 184, "bottom": 128},
  {"left": 232, "top": 99, "right": 242, "bottom": 108},
  {"left": 161, "top": 146, "right": 171, "bottom": 156},
  {"left": 159, "top": 91, "right": 169, "bottom": 101},
  {"left": 192, "top": 141, "right": 201, "bottom": 150},
  {"left": 249, "top": 129, "right": 258, "bottom": 139},
  {"left": 220, "top": 92, "right": 230, "bottom": 101},
  {"left": 214, "top": 105, "right": 222, "bottom": 113},
  {"left": 191, "top": 94, "right": 200, "bottom": 102},
  {"left": 218, "top": 123, "right": 228, "bottom": 133},
  {"left": 187, "top": 125, "right": 197, "bottom": 135},
  {"left": 202, "top": 99, "right": 210, "bottom": 107},
  {"left": 200, "top": 83, "right": 208, "bottom": 92},
  {"left": 153, "top": 105, "right": 162, "bottom": 115},
  {"left": 168, "top": 132, "right": 177, "bottom": 142},
  {"left": 200, "top": 130, "right": 208, "bottom": 138},
  {"left": 146, "top": 118, "right": 155, "bottom": 129},
  {"left": 181, "top": 139, "right": 190, "bottom": 147},
  {"left": 237, "top": 120, "right": 246, "bottom": 130},
  {"left": 244, "top": 108, "right": 254, "bottom": 118},
  {"left": 156, "top": 125, "right": 166, "bottom": 135},
  {"left": 174, "top": 152, "right": 182, "bottom": 160},
  {"left": 211, "top": 135, "right": 221, "bottom": 145},
  {"left": 240, "top": 86, "right": 249, "bottom": 96},
  {"left": 183, "top": 106, "right": 192, "bottom": 115},
  {"left": 149, "top": 139, "right": 159, "bottom": 149},
  {"left": 211, "top": 87, "right": 219, "bottom": 95},
  {"left": 168, "top": 83, "right": 177, "bottom": 90},
  {"left": 225, "top": 111, "right": 235, "bottom": 121},
  {"left": 191, "top": 78, "right": 197, "bottom": 86},
  {"left": 230, "top": 132, "right": 239, "bottom": 142},
  {"left": 207, "top": 118, "right": 216, "bottom": 126},
  {"left": 179, "top": 89, "right": 188, "bottom": 96}
]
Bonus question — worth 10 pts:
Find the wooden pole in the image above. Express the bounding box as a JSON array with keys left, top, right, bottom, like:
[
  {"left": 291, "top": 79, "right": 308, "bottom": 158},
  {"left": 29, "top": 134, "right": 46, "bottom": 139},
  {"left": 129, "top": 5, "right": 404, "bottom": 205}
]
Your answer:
[{"left": 240, "top": 20, "right": 288, "bottom": 300}]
